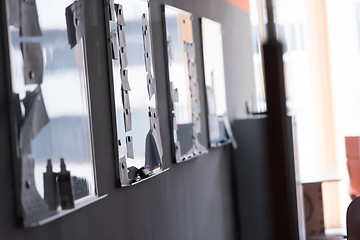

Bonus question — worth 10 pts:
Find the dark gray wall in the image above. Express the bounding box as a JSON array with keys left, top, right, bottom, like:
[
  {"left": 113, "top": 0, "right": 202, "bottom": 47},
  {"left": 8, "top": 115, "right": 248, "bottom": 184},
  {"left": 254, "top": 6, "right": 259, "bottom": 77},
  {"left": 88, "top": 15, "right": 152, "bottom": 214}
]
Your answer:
[
  {"left": 233, "top": 117, "right": 301, "bottom": 240},
  {"left": 0, "top": 0, "right": 255, "bottom": 239},
  {"left": 233, "top": 117, "right": 272, "bottom": 240}
]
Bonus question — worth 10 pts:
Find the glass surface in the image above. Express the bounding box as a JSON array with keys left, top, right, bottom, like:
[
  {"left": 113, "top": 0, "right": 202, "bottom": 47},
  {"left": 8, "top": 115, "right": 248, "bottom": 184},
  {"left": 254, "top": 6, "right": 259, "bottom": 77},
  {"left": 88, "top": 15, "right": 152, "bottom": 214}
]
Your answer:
[
  {"left": 109, "top": 0, "right": 164, "bottom": 186},
  {"left": 164, "top": 7, "right": 192, "bottom": 124},
  {"left": 164, "top": 5, "right": 208, "bottom": 162},
  {"left": 5, "top": 0, "right": 96, "bottom": 225},
  {"left": 201, "top": 17, "right": 232, "bottom": 147}
]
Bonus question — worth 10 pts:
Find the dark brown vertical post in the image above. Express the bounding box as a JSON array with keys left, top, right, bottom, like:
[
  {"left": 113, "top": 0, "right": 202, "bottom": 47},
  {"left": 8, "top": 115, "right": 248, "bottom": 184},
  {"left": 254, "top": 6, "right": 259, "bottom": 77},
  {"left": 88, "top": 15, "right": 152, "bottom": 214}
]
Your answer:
[{"left": 262, "top": 1, "right": 300, "bottom": 237}]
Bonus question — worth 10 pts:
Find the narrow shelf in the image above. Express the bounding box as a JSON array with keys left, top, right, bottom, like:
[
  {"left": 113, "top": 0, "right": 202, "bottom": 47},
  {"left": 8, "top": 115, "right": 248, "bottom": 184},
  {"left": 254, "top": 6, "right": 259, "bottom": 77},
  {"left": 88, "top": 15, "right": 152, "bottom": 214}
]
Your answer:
[
  {"left": 210, "top": 138, "right": 232, "bottom": 148},
  {"left": 130, "top": 168, "right": 169, "bottom": 186},
  {"left": 27, "top": 194, "right": 108, "bottom": 227},
  {"left": 177, "top": 149, "right": 209, "bottom": 164}
]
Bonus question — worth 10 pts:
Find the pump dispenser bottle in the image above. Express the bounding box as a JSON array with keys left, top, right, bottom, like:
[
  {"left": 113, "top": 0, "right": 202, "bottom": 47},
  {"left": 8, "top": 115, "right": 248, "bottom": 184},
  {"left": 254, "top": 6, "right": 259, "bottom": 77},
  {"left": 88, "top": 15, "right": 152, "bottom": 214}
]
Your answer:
[
  {"left": 43, "top": 159, "right": 59, "bottom": 211},
  {"left": 57, "top": 158, "right": 74, "bottom": 209}
]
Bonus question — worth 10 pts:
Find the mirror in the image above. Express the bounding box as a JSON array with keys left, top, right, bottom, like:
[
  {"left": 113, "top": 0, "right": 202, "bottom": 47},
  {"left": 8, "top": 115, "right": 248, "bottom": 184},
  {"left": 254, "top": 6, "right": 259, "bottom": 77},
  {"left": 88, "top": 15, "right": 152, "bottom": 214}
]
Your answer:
[
  {"left": 201, "top": 17, "right": 236, "bottom": 148},
  {"left": 163, "top": 5, "right": 208, "bottom": 163},
  {"left": 107, "top": 0, "right": 165, "bottom": 186},
  {"left": 5, "top": 0, "right": 99, "bottom": 227}
]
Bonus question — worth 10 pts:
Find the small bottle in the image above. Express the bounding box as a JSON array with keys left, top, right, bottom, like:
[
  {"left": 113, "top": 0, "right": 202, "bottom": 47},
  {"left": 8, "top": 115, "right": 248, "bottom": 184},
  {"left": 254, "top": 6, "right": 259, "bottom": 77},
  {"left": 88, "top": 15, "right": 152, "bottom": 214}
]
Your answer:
[
  {"left": 57, "top": 158, "right": 75, "bottom": 210},
  {"left": 43, "top": 159, "right": 59, "bottom": 211}
]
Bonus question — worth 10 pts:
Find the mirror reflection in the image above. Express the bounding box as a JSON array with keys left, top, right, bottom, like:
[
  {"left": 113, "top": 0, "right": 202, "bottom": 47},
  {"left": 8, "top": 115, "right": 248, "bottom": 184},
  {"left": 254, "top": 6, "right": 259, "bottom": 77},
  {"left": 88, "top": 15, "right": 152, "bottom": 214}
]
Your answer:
[
  {"left": 5, "top": 0, "right": 97, "bottom": 227},
  {"left": 108, "top": 0, "right": 164, "bottom": 186},
  {"left": 201, "top": 17, "right": 234, "bottom": 147},
  {"left": 163, "top": 5, "right": 207, "bottom": 163}
]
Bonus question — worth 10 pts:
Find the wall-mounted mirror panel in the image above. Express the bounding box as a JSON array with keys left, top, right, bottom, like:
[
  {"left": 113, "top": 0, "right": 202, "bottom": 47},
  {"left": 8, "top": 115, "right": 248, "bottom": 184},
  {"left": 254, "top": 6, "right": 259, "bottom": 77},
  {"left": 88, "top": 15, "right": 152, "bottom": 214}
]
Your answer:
[
  {"left": 201, "top": 17, "right": 237, "bottom": 148},
  {"left": 163, "top": 5, "right": 208, "bottom": 163},
  {"left": 4, "top": 0, "right": 102, "bottom": 227},
  {"left": 106, "top": 0, "right": 166, "bottom": 186}
]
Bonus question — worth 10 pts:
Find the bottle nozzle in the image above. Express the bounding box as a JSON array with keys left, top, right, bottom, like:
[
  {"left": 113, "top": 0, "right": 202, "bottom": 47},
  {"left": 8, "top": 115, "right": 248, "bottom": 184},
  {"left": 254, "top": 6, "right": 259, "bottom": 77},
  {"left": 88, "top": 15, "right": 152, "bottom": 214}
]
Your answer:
[
  {"left": 46, "top": 159, "right": 53, "bottom": 172},
  {"left": 60, "top": 158, "right": 67, "bottom": 172}
]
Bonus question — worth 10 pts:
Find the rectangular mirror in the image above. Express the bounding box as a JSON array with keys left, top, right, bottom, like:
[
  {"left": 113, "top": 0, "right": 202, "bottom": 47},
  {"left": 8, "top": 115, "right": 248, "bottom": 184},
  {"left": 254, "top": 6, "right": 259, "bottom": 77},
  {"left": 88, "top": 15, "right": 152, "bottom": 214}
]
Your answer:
[
  {"left": 106, "top": 0, "right": 166, "bottom": 186},
  {"left": 163, "top": 5, "right": 208, "bottom": 163},
  {"left": 201, "top": 17, "right": 236, "bottom": 148},
  {"left": 5, "top": 0, "right": 102, "bottom": 227}
]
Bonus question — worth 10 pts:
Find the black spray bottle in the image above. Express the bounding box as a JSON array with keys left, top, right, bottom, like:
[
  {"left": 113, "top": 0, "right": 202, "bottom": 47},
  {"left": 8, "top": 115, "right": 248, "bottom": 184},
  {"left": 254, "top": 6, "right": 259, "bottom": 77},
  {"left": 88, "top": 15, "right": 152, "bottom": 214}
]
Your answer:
[
  {"left": 43, "top": 159, "right": 59, "bottom": 211},
  {"left": 57, "top": 158, "right": 75, "bottom": 210}
]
